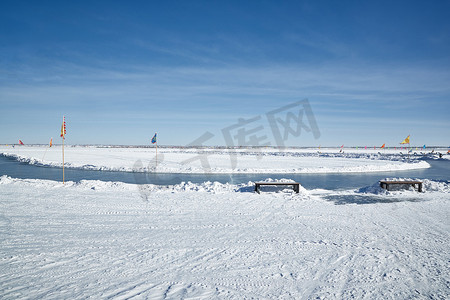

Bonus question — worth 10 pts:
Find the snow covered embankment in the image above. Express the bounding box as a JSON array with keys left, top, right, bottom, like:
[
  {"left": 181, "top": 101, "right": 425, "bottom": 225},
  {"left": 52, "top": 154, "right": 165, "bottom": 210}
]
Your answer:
[{"left": 0, "top": 147, "right": 430, "bottom": 174}]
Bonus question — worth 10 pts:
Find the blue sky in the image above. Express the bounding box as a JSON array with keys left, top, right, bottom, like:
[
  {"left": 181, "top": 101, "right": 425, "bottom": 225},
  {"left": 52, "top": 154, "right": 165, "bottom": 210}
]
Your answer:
[{"left": 1, "top": 0, "right": 449, "bottom": 146}]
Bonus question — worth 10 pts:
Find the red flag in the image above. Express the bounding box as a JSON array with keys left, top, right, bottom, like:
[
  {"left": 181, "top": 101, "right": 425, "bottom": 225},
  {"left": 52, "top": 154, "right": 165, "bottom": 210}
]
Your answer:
[
  {"left": 49, "top": 138, "right": 53, "bottom": 147},
  {"left": 381, "top": 144, "right": 385, "bottom": 149},
  {"left": 19, "top": 140, "right": 24, "bottom": 145},
  {"left": 60, "top": 116, "right": 66, "bottom": 139}
]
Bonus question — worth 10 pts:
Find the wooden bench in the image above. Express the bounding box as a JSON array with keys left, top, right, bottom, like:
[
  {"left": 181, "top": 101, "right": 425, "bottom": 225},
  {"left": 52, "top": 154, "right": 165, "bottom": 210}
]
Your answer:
[
  {"left": 254, "top": 182, "right": 300, "bottom": 194},
  {"left": 379, "top": 180, "right": 423, "bottom": 192}
]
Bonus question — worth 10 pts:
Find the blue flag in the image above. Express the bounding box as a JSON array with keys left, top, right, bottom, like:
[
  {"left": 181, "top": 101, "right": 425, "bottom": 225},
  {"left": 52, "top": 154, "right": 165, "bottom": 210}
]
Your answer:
[
  {"left": 151, "top": 133, "right": 157, "bottom": 144},
  {"left": 423, "top": 145, "right": 426, "bottom": 149}
]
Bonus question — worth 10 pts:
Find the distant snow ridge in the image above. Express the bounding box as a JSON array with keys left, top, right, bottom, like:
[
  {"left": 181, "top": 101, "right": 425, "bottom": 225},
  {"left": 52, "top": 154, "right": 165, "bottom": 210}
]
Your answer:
[
  {"left": 3, "top": 153, "right": 49, "bottom": 167},
  {"left": 164, "top": 149, "right": 423, "bottom": 162},
  {"left": 0, "top": 153, "right": 114, "bottom": 170}
]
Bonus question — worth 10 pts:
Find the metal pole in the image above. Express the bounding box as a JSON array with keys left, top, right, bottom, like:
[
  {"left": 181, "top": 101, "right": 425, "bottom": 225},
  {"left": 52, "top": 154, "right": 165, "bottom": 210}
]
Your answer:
[{"left": 62, "top": 136, "right": 65, "bottom": 184}]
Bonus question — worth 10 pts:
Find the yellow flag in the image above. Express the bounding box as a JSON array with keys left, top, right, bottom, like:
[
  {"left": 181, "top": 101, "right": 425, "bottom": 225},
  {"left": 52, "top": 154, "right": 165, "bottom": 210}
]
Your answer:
[{"left": 400, "top": 135, "right": 410, "bottom": 144}]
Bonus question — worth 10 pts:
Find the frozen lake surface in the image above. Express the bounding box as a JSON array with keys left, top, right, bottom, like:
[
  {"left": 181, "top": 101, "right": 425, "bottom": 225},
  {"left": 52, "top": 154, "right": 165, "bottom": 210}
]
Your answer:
[
  {"left": 0, "top": 154, "right": 448, "bottom": 190},
  {"left": 1, "top": 146, "right": 446, "bottom": 191}
]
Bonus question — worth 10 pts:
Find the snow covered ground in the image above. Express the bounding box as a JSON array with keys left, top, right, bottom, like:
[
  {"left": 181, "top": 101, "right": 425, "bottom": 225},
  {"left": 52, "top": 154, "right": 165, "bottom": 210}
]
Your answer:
[
  {"left": 1, "top": 176, "right": 449, "bottom": 299},
  {"left": 0, "top": 146, "right": 431, "bottom": 173}
]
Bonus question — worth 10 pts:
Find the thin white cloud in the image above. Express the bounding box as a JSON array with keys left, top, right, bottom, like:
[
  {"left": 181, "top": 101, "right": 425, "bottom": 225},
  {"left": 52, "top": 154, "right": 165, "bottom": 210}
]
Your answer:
[{"left": 2, "top": 61, "right": 449, "bottom": 105}]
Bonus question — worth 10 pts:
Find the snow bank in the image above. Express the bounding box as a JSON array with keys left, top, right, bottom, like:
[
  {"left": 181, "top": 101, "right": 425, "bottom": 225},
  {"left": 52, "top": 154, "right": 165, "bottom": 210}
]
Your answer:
[
  {"left": 356, "top": 178, "right": 450, "bottom": 195},
  {"left": 2, "top": 174, "right": 447, "bottom": 205},
  {"left": 0, "top": 175, "right": 311, "bottom": 197},
  {"left": 0, "top": 174, "right": 135, "bottom": 191},
  {"left": 308, "top": 178, "right": 450, "bottom": 205}
]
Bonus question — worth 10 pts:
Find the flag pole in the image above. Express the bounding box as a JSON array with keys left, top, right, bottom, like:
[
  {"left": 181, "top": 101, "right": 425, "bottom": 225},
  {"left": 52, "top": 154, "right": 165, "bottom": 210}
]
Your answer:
[
  {"left": 42, "top": 138, "right": 52, "bottom": 161},
  {"left": 151, "top": 132, "right": 157, "bottom": 168},
  {"left": 61, "top": 116, "right": 66, "bottom": 184},
  {"left": 62, "top": 134, "right": 65, "bottom": 183},
  {"left": 408, "top": 135, "right": 411, "bottom": 162},
  {"left": 42, "top": 145, "right": 49, "bottom": 161}
]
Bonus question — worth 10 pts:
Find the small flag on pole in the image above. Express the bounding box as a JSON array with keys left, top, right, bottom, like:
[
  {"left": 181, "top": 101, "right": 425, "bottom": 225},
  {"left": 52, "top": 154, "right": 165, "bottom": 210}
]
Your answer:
[
  {"left": 400, "top": 135, "right": 410, "bottom": 144},
  {"left": 61, "top": 116, "right": 66, "bottom": 139},
  {"left": 19, "top": 140, "right": 24, "bottom": 145},
  {"left": 381, "top": 143, "right": 385, "bottom": 149},
  {"left": 423, "top": 145, "right": 426, "bottom": 149},
  {"left": 49, "top": 138, "right": 53, "bottom": 147},
  {"left": 152, "top": 133, "right": 158, "bottom": 167},
  {"left": 61, "top": 116, "right": 66, "bottom": 184}
]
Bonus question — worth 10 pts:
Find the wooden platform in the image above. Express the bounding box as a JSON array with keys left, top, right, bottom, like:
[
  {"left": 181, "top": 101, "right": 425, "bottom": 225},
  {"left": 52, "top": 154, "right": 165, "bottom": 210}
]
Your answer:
[
  {"left": 379, "top": 180, "right": 423, "bottom": 192},
  {"left": 254, "top": 182, "right": 300, "bottom": 194}
]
